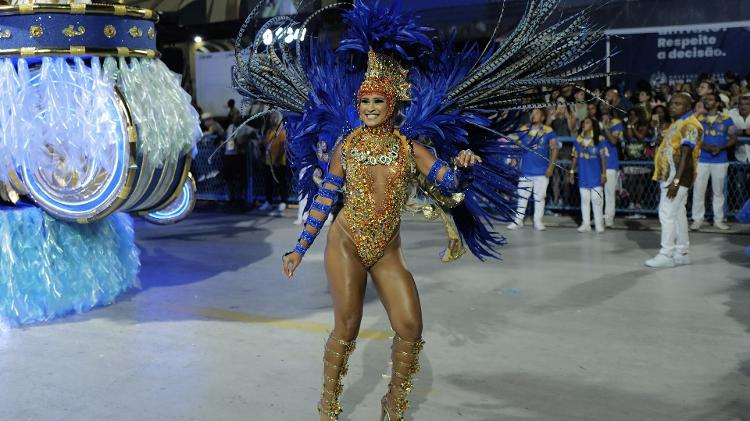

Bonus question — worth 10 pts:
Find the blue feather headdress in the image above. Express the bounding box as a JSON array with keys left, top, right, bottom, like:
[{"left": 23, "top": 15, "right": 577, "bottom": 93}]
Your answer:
[{"left": 338, "top": 0, "right": 433, "bottom": 62}]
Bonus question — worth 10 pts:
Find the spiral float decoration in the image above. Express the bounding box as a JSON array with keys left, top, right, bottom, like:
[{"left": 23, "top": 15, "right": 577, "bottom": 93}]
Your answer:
[{"left": 0, "top": 1, "right": 200, "bottom": 224}]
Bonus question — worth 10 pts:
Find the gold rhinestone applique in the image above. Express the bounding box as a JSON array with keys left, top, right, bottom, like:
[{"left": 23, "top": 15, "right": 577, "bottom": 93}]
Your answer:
[
  {"left": 0, "top": 29, "right": 10, "bottom": 39},
  {"left": 103, "top": 25, "right": 116, "bottom": 38},
  {"left": 342, "top": 127, "right": 415, "bottom": 267},
  {"left": 29, "top": 25, "right": 43, "bottom": 38},
  {"left": 128, "top": 26, "right": 143, "bottom": 38},
  {"left": 147, "top": 27, "right": 155, "bottom": 39},
  {"left": 62, "top": 25, "right": 85, "bottom": 37}
]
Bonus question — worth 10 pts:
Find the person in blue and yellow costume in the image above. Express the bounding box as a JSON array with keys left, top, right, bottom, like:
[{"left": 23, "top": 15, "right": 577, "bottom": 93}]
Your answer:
[
  {"left": 600, "top": 103, "right": 623, "bottom": 226},
  {"left": 570, "top": 116, "right": 608, "bottom": 233},
  {"left": 507, "top": 108, "right": 560, "bottom": 231},
  {"left": 282, "top": 50, "right": 481, "bottom": 421},
  {"left": 646, "top": 93, "right": 704, "bottom": 268},
  {"left": 691, "top": 92, "right": 736, "bottom": 230}
]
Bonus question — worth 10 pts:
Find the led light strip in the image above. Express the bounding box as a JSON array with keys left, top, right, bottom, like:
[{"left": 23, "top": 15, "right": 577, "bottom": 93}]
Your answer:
[{"left": 142, "top": 173, "right": 196, "bottom": 225}]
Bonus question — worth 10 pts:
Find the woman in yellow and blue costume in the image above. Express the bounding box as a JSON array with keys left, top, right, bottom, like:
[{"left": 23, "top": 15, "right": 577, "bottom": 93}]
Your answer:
[{"left": 234, "top": 1, "right": 610, "bottom": 419}]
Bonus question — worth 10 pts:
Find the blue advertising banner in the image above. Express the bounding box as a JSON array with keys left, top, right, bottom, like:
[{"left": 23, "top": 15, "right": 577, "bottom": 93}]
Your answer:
[{"left": 608, "top": 23, "right": 750, "bottom": 86}]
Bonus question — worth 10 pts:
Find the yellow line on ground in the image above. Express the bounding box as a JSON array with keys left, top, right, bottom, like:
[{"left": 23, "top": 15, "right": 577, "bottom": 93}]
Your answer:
[{"left": 160, "top": 304, "right": 392, "bottom": 340}]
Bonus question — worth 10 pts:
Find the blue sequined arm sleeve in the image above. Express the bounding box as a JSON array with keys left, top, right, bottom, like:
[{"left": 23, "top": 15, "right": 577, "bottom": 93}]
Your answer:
[
  {"left": 290, "top": 173, "right": 344, "bottom": 257},
  {"left": 426, "top": 159, "right": 466, "bottom": 195}
]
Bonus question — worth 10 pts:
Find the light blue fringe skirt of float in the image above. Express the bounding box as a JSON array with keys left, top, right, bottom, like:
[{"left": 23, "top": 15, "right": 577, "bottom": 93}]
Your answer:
[{"left": 0, "top": 206, "right": 140, "bottom": 326}]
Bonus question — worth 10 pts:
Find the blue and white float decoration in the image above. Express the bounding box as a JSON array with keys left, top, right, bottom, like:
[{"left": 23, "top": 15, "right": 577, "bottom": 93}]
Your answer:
[{"left": 0, "top": 0, "right": 200, "bottom": 224}]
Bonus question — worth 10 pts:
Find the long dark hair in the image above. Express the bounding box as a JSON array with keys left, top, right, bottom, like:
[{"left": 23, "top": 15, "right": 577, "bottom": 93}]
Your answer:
[
  {"left": 651, "top": 104, "right": 671, "bottom": 124},
  {"left": 579, "top": 116, "right": 602, "bottom": 145}
]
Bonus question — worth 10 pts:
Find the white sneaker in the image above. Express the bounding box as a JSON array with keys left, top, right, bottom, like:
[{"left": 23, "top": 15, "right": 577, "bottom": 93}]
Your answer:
[
  {"left": 278, "top": 203, "right": 287, "bottom": 212},
  {"left": 690, "top": 220, "right": 703, "bottom": 231},
  {"left": 507, "top": 222, "right": 523, "bottom": 230},
  {"left": 713, "top": 221, "right": 729, "bottom": 230},
  {"left": 673, "top": 253, "right": 691, "bottom": 265},
  {"left": 258, "top": 201, "right": 272, "bottom": 211},
  {"left": 534, "top": 223, "right": 547, "bottom": 231},
  {"left": 645, "top": 253, "right": 675, "bottom": 268},
  {"left": 293, "top": 218, "right": 303, "bottom": 225},
  {"left": 604, "top": 219, "right": 614, "bottom": 227},
  {"left": 595, "top": 226, "right": 605, "bottom": 233},
  {"left": 577, "top": 224, "right": 591, "bottom": 233}
]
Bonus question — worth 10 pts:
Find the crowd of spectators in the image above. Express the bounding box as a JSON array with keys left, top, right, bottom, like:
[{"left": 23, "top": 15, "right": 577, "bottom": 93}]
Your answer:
[
  {"left": 512, "top": 71, "right": 750, "bottom": 229},
  {"left": 191, "top": 72, "right": 750, "bottom": 227}
]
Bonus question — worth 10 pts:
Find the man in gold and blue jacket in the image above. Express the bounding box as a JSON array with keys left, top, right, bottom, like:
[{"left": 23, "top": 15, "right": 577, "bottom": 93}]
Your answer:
[{"left": 646, "top": 93, "right": 704, "bottom": 268}]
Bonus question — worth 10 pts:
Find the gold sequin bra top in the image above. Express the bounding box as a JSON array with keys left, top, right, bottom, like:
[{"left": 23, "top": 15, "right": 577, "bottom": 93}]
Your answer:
[{"left": 342, "top": 127, "right": 415, "bottom": 267}]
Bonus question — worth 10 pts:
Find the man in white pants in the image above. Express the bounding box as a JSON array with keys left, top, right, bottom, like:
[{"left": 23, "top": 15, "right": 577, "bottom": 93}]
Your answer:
[
  {"left": 600, "top": 106, "right": 623, "bottom": 227},
  {"left": 691, "top": 93, "right": 737, "bottom": 230},
  {"left": 646, "top": 93, "right": 704, "bottom": 268},
  {"left": 508, "top": 108, "right": 560, "bottom": 231},
  {"left": 730, "top": 95, "right": 750, "bottom": 162}
]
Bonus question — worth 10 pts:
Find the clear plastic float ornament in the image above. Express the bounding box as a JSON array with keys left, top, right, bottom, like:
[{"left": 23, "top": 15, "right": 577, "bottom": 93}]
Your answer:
[{"left": 0, "top": 0, "right": 200, "bottom": 224}]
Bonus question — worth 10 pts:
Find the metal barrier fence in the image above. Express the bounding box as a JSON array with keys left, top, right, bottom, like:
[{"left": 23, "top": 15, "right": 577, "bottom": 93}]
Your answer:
[
  {"left": 193, "top": 136, "right": 230, "bottom": 201},
  {"left": 192, "top": 135, "right": 278, "bottom": 204},
  {"left": 548, "top": 136, "right": 750, "bottom": 219},
  {"left": 192, "top": 133, "right": 750, "bottom": 218}
]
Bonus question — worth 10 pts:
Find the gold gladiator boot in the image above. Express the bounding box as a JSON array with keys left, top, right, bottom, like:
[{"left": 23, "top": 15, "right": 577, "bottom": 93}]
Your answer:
[
  {"left": 380, "top": 335, "right": 425, "bottom": 421},
  {"left": 318, "top": 335, "right": 356, "bottom": 420}
]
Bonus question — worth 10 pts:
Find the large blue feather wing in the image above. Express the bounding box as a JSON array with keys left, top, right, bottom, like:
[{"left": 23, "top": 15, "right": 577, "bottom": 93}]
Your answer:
[
  {"left": 400, "top": 1, "right": 609, "bottom": 260},
  {"left": 401, "top": 39, "right": 521, "bottom": 260},
  {"left": 285, "top": 42, "right": 362, "bottom": 211}
]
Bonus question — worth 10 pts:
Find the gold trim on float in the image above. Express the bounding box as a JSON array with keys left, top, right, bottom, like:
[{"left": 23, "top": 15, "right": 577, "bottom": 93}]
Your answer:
[
  {"left": 0, "top": 47, "right": 159, "bottom": 58},
  {"left": 69, "top": 45, "right": 85, "bottom": 55},
  {"left": 144, "top": 155, "right": 193, "bottom": 213},
  {"left": 0, "top": 3, "right": 159, "bottom": 22},
  {"left": 89, "top": 86, "right": 138, "bottom": 221},
  {"left": 127, "top": 126, "right": 137, "bottom": 144},
  {"left": 136, "top": 159, "right": 177, "bottom": 211},
  {"left": 69, "top": 3, "right": 85, "bottom": 14},
  {"left": 6, "top": 161, "right": 27, "bottom": 195}
]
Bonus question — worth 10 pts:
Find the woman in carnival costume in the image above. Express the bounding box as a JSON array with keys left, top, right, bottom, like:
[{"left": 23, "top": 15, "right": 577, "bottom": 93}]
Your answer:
[{"left": 234, "top": 1, "right": 608, "bottom": 419}]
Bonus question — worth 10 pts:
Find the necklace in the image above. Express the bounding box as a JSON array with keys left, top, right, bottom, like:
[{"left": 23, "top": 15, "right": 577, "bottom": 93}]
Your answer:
[
  {"left": 351, "top": 126, "right": 400, "bottom": 166},
  {"left": 351, "top": 143, "right": 399, "bottom": 165}
]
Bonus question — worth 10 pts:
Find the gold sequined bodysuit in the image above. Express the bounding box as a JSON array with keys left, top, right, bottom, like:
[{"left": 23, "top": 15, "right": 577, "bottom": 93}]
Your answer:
[{"left": 340, "top": 126, "right": 416, "bottom": 267}]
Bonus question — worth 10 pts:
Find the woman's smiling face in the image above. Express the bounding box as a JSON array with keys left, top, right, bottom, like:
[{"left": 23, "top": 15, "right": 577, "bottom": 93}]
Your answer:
[{"left": 358, "top": 94, "right": 390, "bottom": 127}]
